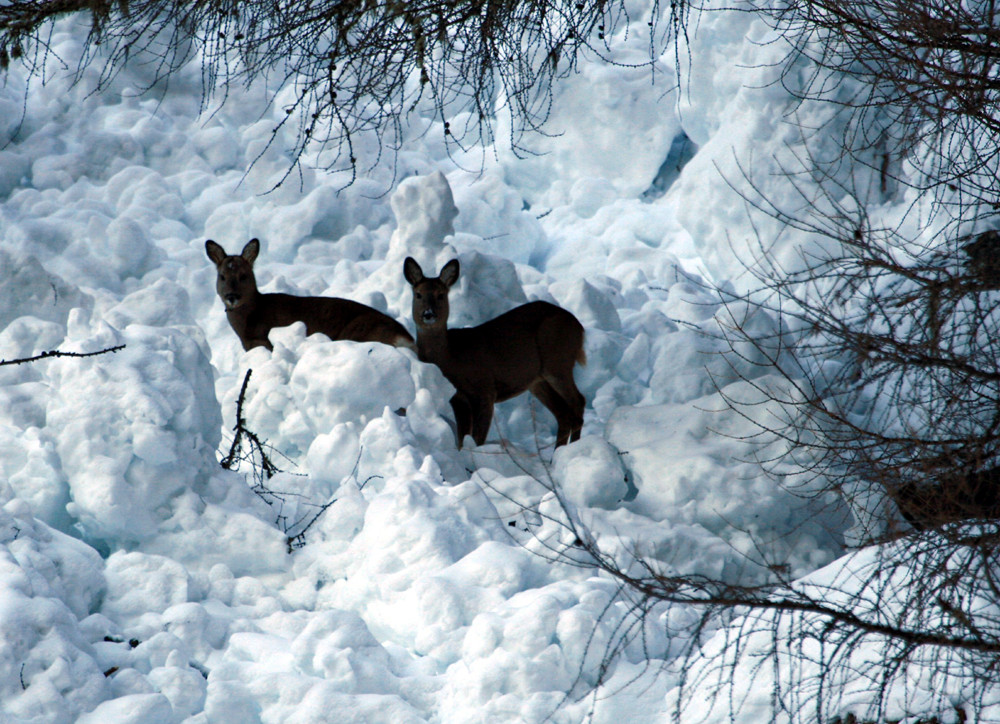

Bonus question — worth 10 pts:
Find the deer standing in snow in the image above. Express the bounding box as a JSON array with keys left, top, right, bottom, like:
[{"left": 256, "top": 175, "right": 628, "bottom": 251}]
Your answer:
[
  {"left": 404, "top": 257, "right": 586, "bottom": 448},
  {"left": 206, "top": 239, "right": 414, "bottom": 352}
]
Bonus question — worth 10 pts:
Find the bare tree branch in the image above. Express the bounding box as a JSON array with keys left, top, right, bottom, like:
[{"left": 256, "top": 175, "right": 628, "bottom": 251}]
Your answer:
[
  {"left": 0, "top": 0, "right": 690, "bottom": 183},
  {"left": 0, "top": 343, "right": 125, "bottom": 366},
  {"left": 754, "top": 0, "right": 1000, "bottom": 213},
  {"left": 220, "top": 368, "right": 279, "bottom": 480}
]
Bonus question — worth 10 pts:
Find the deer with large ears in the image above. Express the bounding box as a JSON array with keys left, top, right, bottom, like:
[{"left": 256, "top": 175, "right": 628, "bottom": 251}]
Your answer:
[
  {"left": 206, "top": 238, "right": 414, "bottom": 352},
  {"left": 404, "top": 257, "right": 586, "bottom": 448}
]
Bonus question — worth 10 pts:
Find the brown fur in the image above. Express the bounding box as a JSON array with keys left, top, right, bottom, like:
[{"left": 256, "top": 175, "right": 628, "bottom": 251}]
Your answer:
[
  {"left": 206, "top": 239, "right": 414, "bottom": 352},
  {"left": 404, "top": 257, "right": 586, "bottom": 448}
]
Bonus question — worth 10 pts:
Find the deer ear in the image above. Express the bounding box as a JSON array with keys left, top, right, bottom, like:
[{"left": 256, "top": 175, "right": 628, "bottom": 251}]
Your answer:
[
  {"left": 403, "top": 257, "right": 424, "bottom": 285},
  {"left": 206, "top": 240, "right": 227, "bottom": 265},
  {"left": 242, "top": 238, "right": 260, "bottom": 265},
  {"left": 439, "top": 259, "right": 460, "bottom": 287}
]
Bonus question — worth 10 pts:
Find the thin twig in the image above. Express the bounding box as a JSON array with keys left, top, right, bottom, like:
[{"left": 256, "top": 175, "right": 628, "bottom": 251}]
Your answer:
[{"left": 0, "top": 344, "right": 125, "bottom": 367}]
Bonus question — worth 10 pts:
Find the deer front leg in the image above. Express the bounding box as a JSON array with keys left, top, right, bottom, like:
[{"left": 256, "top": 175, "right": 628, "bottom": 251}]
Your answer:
[
  {"left": 470, "top": 394, "right": 496, "bottom": 447},
  {"left": 450, "top": 393, "right": 473, "bottom": 450}
]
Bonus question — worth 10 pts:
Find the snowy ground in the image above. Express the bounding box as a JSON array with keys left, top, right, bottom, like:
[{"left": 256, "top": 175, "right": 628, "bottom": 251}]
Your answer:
[{"left": 0, "top": 3, "right": 980, "bottom": 723}]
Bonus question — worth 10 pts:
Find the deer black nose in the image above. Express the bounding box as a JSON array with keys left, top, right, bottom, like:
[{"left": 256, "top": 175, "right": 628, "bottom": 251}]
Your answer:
[
  {"left": 421, "top": 308, "right": 437, "bottom": 323},
  {"left": 225, "top": 294, "right": 240, "bottom": 307}
]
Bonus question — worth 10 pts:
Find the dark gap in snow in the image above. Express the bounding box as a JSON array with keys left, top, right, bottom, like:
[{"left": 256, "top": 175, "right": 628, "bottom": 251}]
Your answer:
[
  {"left": 641, "top": 131, "right": 698, "bottom": 202},
  {"left": 73, "top": 521, "right": 111, "bottom": 558},
  {"left": 623, "top": 465, "right": 639, "bottom": 502},
  {"left": 528, "top": 246, "right": 552, "bottom": 271}
]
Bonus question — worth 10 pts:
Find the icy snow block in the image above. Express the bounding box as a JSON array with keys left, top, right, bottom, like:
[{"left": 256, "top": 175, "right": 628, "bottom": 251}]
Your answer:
[
  {"left": 147, "top": 664, "right": 208, "bottom": 719},
  {"left": 1, "top": 506, "right": 106, "bottom": 620},
  {"left": 102, "top": 551, "right": 190, "bottom": 619},
  {"left": 0, "top": 150, "right": 29, "bottom": 197},
  {"left": 288, "top": 336, "right": 416, "bottom": 428},
  {"left": 0, "top": 508, "right": 107, "bottom": 722},
  {"left": 77, "top": 693, "right": 174, "bottom": 724},
  {"left": 552, "top": 436, "right": 628, "bottom": 509},
  {"left": 100, "top": 215, "right": 159, "bottom": 279},
  {"left": 0, "top": 249, "right": 88, "bottom": 329},
  {"left": 448, "top": 170, "right": 547, "bottom": 264},
  {"left": 558, "top": 279, "right": 622, "bottom": 333},
  {"left": 388, "top": 171, "right": 458, "bottom": 259},
  {"left": 443, "top": 251, "right": 528, "bottom": 326},
  {"left": 48, "top": 325, "right": 221, "bottom": 544}
]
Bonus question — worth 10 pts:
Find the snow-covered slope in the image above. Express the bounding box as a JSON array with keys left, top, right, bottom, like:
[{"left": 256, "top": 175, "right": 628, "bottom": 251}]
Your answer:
[{"left": 0, "top": 3, "right": 957, "bottom": 722}]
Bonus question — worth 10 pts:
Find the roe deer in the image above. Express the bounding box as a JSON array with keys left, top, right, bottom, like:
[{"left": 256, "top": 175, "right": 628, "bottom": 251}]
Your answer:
[
  {"left": 404, "top": 257, "right": 586, "bottom": 448},
  {"left": 206, "top": 239, "right": 414, "bottom": 352}
]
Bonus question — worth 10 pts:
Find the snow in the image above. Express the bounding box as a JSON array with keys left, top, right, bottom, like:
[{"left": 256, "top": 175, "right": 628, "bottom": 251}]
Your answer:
[{"left": 0, "top": 3, "right": 983, "bottom": 723}]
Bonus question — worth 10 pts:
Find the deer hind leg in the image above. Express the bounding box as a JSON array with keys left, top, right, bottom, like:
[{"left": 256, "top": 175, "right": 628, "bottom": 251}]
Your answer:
[
  {"left": 450, "top": 394, "right": 473, "bottom": 450},
  {"left": 530, "top": 379, "right": 578, "bottom": 447},
  {"left": 537, "top": 317, "right": 586, "bottom": 443},
  {"left": 539, "top": 372, "right": 585, "bottom": 444}
]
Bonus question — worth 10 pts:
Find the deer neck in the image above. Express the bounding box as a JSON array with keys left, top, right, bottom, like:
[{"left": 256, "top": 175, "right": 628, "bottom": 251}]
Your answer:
[
  {"left": 415, "top": 324, "right": 450, "bottom": 364},
  {"left": 225, "top": 289, "right": 261, "bottom": 326}
]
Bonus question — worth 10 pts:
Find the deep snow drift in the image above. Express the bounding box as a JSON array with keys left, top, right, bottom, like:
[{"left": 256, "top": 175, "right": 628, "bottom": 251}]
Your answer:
[{"left": 0, "top": 3, "right": 979, "bottom": 723}]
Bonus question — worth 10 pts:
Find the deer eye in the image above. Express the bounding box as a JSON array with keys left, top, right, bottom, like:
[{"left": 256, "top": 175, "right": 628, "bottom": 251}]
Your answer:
[{"left": 415, "top": 292, "right": 423, "bottom": 299}]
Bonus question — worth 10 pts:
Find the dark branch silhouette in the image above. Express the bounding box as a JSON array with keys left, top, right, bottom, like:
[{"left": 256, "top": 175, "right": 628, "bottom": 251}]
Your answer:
[
  {"left": 0, "top": 344, "right": 125, "bottom": 366},
  {"left": 220, "top": 368, "right": 278, "bottom": 479},
  {"left": 0, "top": 0, "right": 689, "bottom": 183}
]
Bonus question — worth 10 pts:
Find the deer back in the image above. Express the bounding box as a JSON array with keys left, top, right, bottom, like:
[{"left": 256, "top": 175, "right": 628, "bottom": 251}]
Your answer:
[{"left": 207, "top": 239, "right": 413, "bottom": 351}]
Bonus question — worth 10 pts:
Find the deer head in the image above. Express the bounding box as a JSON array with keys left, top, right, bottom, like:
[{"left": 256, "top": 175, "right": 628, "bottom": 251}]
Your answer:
[
  {"left": 404, "top": 257, "right": 459, "bottom": 330},
  {"left": 206, "top": 238, "right": 260, "bottom": 310}
]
